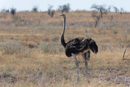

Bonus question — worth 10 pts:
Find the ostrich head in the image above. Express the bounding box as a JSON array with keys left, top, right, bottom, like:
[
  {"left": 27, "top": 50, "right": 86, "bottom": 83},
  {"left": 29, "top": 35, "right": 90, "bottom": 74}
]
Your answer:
[{"left": 60, "top": 13, "right": 66, "bottom": 17}]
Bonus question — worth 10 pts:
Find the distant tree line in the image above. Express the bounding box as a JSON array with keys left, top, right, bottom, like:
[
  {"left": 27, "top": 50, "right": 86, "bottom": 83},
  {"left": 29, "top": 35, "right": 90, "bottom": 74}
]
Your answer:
[
  {"left": 0, "top": 3, "right": 126, "bottom": 22},
  {"left": 0, "top": 3, "right": 71, "bottom": 18}
]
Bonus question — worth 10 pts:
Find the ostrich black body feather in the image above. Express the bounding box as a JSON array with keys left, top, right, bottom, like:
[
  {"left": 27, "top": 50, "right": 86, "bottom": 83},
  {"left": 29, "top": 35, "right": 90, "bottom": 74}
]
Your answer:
[{"left": 65, "top": 37, "right": 98, "bottom": 57}]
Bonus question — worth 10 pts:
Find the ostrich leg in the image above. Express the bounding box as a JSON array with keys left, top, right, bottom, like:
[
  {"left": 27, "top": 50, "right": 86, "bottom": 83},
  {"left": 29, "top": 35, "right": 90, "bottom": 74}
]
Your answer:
[
  {"left": 72, "top": 53, "right": 79, "bottom": 81},
  {"left": 86, "top": 51, "right": 90, "bottom": 61},
  {"left": 82, "top": 54, "right": 88, "bottom": 73}
]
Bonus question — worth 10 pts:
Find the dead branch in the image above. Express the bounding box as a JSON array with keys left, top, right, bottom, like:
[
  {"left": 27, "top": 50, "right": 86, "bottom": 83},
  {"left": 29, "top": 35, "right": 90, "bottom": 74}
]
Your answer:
[{"left": 123, "top": 45, "right": 130, "bottom": 60}]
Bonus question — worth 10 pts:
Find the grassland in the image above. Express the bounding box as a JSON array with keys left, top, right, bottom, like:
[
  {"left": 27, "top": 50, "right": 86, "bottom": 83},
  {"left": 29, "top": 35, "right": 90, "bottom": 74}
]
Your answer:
[{"left": 0, "top": 11, "right": 130, "bottom": 87}]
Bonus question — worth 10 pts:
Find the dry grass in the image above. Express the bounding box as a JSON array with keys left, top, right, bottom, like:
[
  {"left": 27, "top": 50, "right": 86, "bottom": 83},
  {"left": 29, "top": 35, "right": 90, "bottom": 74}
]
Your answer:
[{"left": 0, "top": 11, "right": 129, "bottom": 87}]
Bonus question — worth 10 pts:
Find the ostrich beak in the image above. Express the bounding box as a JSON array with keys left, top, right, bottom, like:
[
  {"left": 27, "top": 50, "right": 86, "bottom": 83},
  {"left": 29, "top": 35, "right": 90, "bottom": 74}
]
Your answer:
[{"left": 60, "top": 14, "right": 63, "bottom": 16}]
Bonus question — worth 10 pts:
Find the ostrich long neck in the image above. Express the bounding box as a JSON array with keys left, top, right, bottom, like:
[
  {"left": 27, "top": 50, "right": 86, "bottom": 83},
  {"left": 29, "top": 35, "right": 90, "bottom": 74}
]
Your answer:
[{"left": 61, "top": 16, "right": 66, "bottom": 48}]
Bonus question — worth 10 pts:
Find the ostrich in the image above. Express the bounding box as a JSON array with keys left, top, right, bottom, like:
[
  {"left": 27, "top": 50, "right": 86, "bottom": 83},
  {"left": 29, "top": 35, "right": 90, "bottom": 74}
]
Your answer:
[{"left": 60, "top": 14, "right": 98, "bottom": 77}]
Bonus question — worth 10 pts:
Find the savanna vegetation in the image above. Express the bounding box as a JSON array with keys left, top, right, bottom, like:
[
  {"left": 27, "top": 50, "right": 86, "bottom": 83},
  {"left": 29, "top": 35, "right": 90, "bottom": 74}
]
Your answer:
[{"left": 0, "top": 10, "right": 129, "bottom": 87}]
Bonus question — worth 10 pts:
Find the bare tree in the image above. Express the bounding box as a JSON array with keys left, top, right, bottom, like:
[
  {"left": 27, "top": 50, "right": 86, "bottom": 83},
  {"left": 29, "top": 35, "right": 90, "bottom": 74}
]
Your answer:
[
  {"left": 91, "top": 11, "right": 101, "bottom": 28},
  {"left": 48, "top": 5, "right": 55, "bottom": 18},
  {"left": 58, "top": 3, "right": 70, "bottom": 13},
  {"left": 113, "top": 6, "right": 119, "bottom": 13},
  {"left": 120, "top": 8, "right": 124, "bottom": 14},
  {"left": 1, "top": 9, "right": 9, "bottom": 13},
  {"left": 91, "top": 4, "right": 107, "bottom": 18},
  {"left": 111, "top": 15, "right": 113, "bottom": 20},
  {"left": 10, "top": 8, "right": 16, "bottom": 16},
  {"left": 32, "top": 6, "right": 38, "bottom": 12},
  {"left": 107, "top": 6, "right": 111, "bottom": 12},
  {"left": 6, "top": 9, "right": 9, "bottom": 12}
]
